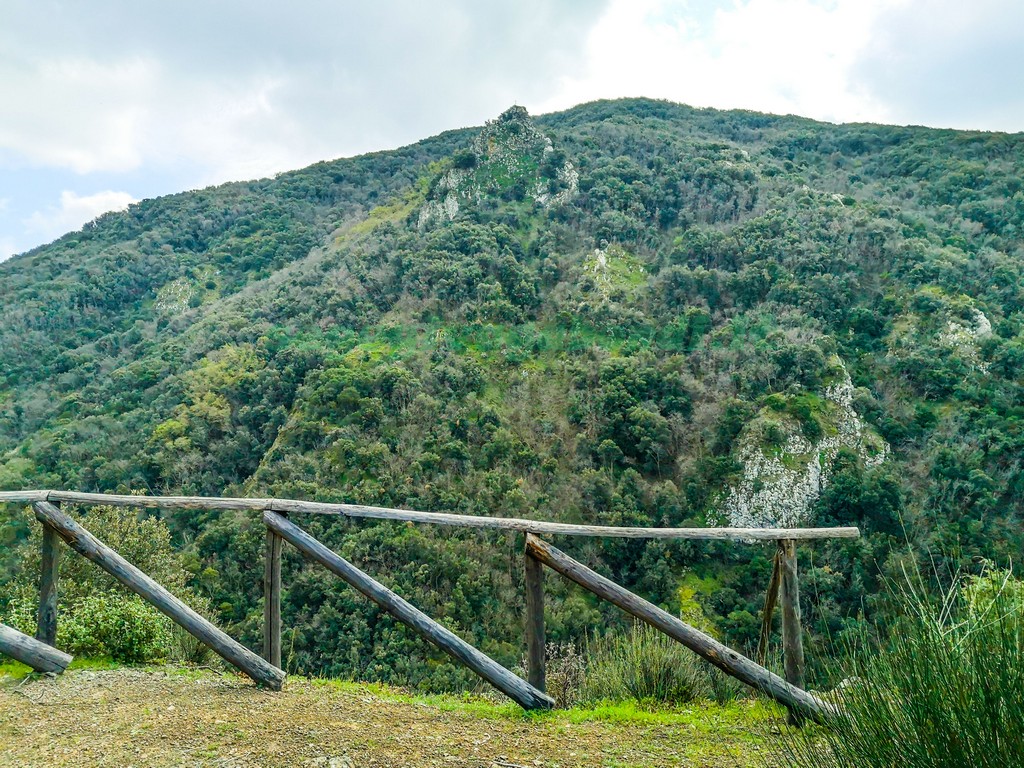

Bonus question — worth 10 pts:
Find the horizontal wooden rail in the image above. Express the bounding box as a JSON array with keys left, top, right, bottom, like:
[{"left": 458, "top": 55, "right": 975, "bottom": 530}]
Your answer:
[
  {"left": 33, "top": 501, "right": 286, "bottom": 690},
  {"left": 0, "top": 491, "right": 860, "bottom": 542},
  {"left": 525, "top": 534, "right": 833, "bottom": 722},
  {"left": 264, "top": 511, "right": 554, "bottom": 710},
  {"left": 0, "top": 622, "right": 73, "bottom": 674}
]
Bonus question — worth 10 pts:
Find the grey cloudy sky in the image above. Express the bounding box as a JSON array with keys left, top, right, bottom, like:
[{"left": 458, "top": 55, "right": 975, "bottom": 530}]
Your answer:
[{"left": 2, "top": 0, "right": 1023, "bottom": 261}]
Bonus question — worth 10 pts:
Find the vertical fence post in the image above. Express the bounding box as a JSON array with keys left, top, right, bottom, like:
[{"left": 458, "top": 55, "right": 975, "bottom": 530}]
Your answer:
[
  {"left": 524, "top": 545, "right": 546, "bottom": 693},
  {"left": 36, "top": 502, "right": 61, "bottom": 647},
  {"left": 263, "top": 521, "right": 283, "bottom": 668},
  {"left": 779, "top": 539, "right": 805, "bottom": 692},
  {"left": 756, "top": 548, "right": 782, "bottom": 666}
]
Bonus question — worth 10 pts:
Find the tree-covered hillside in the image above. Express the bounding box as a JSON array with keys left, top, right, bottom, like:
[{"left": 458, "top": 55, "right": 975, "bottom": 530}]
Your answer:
[{"left": 2, "top": 99, "right": 1022, "bottom": 690}]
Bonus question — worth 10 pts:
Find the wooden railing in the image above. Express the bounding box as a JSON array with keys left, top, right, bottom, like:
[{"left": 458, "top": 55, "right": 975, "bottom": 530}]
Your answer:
[{"left": 0, "top": 490, "right": 858, "bottom": 720}]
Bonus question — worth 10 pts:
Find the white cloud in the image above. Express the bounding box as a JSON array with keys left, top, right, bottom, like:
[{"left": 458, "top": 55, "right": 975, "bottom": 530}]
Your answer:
[
  {"left": 0, "top": 56, "right": 154, "bottom": 173},
  {"left": 853, "top": 0, "right": 1024, "bottom": 131},
  {"left": 533, "top": 0, "right": 897, "bottom": 125},
  {"left": 25, "top": 190, "right": 137, "bottom": 244},
  {"left": 0, "top": 238, "right": 17, "bottom": 263},
  {"left": 2, "top": 0, "right": 1022, "bottom": 262},
  {"left": 0, "top": 1, "right": 608, "bottom": 185}
]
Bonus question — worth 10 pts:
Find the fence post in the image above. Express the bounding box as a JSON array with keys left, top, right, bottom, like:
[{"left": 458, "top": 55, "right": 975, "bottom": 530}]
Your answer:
[
  {"left": 525, "top": 534, "right": 829, "bottom": 721},
  {"left": 264, "top": 510, "right": 553, "bottom": 710},
  {"left": 33, "top": 501, "right": 285, "bottom": 690},
  {"left": 263, "top": 521, "right": 283, "bottom": 668},
  {"left": 36, "top": 502, "right": 61, "bottom": 647},
  {"left": 756, "top": 548, "right": 782, "bottom": 666},
  {"left": 779, "top": 539, "right": 806, "bottom": 692},
  {"left": 524, "top": 545, "right": 546, "bottom": 692}
]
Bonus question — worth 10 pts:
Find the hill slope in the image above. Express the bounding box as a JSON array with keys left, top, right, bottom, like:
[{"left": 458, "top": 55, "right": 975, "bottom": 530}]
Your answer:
[{"left": 2, "top": 99, "right": 1023, "bottom": 689}]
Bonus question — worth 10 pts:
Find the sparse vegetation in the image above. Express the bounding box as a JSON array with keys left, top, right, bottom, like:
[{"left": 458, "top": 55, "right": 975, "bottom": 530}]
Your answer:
[
  {"left": 0, "top": 667, "right": 773, "bottom": 767},
  {"left": 581, "top": 622, "right": 742, "bottom": 706}
]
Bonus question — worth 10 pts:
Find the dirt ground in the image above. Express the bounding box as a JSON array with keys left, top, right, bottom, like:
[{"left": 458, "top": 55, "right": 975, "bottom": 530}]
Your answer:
[{"left": 0, "top": 668, "right": 772, "bottom": 767}]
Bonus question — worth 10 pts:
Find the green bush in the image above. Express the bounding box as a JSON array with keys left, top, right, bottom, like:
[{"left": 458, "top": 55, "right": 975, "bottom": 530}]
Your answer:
[
  {"left": 581, "top": 622, "right": 739, "bottom": 706},
  {"left": 1, "top": 505, "right": 210, "bottom": 664},
  {"left": 5, "top": 590, "right": 173, "bottom": 662},
  {"left": 779, "top": 567, "right": 1024, "bottom": 768},
  {"left": 541, "top": 642, "right": 588, "bottom": 708}
]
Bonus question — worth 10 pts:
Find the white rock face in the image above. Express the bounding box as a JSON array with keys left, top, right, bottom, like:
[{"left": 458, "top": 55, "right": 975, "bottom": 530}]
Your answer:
[
  {"left": 418, "top": 106, "right": 577, "bottom": 230},
  {"left": 534, "top": 160, "right": 579, "bottom": 206},
  {"left": 417, "top": 168, "right": 470, "bottom": 229},
  {"left": 937, "top": 309, "right": 992, "bottom": 372},
  {"left": 155, "top": 277, "right": 195, "bottom": 314},
  {"left": 721, "top": 365, "right": 888, "bottom": 529}
]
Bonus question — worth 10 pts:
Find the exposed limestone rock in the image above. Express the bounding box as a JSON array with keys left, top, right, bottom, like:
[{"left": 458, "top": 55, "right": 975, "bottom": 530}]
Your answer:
[
  {"left": 155, "top": 277, "right": 196, "bottom": 314},
  {"left": 580, "top": 244, "right": 645, "bottom": 302},
  {"left": 534, "top": 158, "right": 579, "bottom": 207},
  {"left": 154, "top": 267, "right": 219, "bottom": 316},
  {"left": 937, "top": 309, "right": 992, "bottom": 372},
  {"left": 418, "top": 106, "right": 577, "bottom": 230},
  {"left": 720, "top": 362, "right": 888, "bottom": 529},
  {"left": 888, "top": 296, "right": 993, "bottom": 374},
  {"left": 417, "top": 168, "right": 470, "bottom": 228}
]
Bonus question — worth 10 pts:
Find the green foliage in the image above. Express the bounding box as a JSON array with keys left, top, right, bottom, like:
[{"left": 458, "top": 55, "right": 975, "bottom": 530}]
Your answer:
[
  {"left": 1, "top": 506, "right": 208, "bottom": 663},
  {"left": 6, "top": 590, "right": 172, "bottom": 663},
  {"left": 780, "top": 567, "right": 1024, "bottom": 768},
  {"left": 2, "top": 98, "right": 1024, "bottom": 694},
  {"left": 580, "top": 623, "right": 741, "bottom": 707}
]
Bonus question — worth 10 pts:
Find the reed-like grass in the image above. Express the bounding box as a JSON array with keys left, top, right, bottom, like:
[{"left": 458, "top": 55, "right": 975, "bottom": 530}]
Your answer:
[
  {"left": 779, "top": 567, "right": 1024, "bottom": 768},
  {"left": 580, "top": 622, "right": 743, "bottom": 706}
]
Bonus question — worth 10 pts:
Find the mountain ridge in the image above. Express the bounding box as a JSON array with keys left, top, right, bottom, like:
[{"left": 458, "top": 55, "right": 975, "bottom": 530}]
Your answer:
[{"left": 2, "top": 96, "right": 1022, "bottom": 690}]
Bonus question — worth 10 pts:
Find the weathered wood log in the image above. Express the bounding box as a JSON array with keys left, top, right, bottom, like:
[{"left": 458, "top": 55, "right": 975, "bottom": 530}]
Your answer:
[
  {"left": 263, "top": 526, "right": 283, "bottom": 668},
  {"left": 0, "top": 622, "right": 72, "bottom": 674},
  {"left": 0, "top": 491, "right": 48, "bottom": 503},
  {"left": 1, "top": 490, "right": 860, "bottom": 541},
  {"left": 779, "top": 540, "right": 806, "bottom": 691},
  {"left": 33, "top": 501, "right": 285, "bottom": 690},
  {"left": 525, "top": 534, "right": 830, "bottom": 721},
  {"left": 263, "top": 510, "right": 554, "bottom": 711},
  {"left": 524, "top": 547, "right": 546, "bottom": 692},
  {"left": 36, "top": 519, "right": 61, "bottom": 646},
  {"left": 756, "top": 549, "right": 782, "bottom": 666},
  {"left": 42, "top": 491, "right": 273, "bottom": 511}
]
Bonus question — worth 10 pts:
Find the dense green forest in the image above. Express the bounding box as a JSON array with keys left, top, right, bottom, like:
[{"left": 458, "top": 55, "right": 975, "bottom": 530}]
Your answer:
[{"left": 2, "top": 98, "right": 1022, "bottom": 692}]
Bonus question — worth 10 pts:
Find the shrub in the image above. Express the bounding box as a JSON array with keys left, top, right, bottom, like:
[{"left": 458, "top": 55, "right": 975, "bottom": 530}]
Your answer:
[
  {"left": 1, "top": 505, "right": 211, "bottom": 664},
  {"left": 779, "top": 566, "right": 1024, "bottom": 768},
  {"left": 581, "top": 622, "right": 736, "bottom": 706},
  {"left": 49, "top": 592, "right": 172, "bottom": 662},
  {"left": 543, "top": 642, "right": 588, "bottom": 708}
]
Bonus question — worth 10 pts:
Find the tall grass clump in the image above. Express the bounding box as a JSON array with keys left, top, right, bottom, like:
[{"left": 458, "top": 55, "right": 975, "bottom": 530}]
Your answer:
[
  {"left": 780, "top": 566, "right": 1024, "bottom": 768},
  {"left": 580, "top": 622, "right": 742, "bottom": 706}
]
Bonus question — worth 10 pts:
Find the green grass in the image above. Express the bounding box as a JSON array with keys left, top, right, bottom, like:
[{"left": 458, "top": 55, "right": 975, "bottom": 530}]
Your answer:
[
  {"left": 0, "top": 655, "right": 121, "bottom": 680},
  {"left": 308, "top": 675, "right": 773, "bottom": 726},
  {"left": 559, "top": 698, "right": 775, "bottom": 726},
  {"left": 0, "top": 660, "right": 757, "bottom": 729},
  {"left": 343, "top": 186, "right": 426, "bottom": 238},
  {"left": 779, "top": 568, "right": 1024, "bottom": 768}
]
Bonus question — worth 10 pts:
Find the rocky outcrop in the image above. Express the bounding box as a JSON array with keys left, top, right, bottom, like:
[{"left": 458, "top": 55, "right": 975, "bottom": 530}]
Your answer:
[
  {"left": 937, "top": 308, "right": 992, "bottom": 372},
  {"left": 720, "top": 363, "right": 888, "bottom": 529},
  {"left": 418, "top": 106, "right": 577, "bottom": 229}
]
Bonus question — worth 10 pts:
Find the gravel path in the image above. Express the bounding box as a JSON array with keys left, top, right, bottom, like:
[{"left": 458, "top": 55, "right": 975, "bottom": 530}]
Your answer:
[{"left": 0, "top": 669, "right": 770, "bottom": 767}]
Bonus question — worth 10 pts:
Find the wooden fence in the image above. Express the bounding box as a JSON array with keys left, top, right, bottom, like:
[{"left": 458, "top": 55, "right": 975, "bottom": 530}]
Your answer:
[{"left": 0, "top": 490, "right": 857, "bottom": 720}]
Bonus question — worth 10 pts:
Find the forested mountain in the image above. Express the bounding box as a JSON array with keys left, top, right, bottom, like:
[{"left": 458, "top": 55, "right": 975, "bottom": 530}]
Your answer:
[{"left": 2, "top": 99, "right": 1023, "bottom": 690}]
